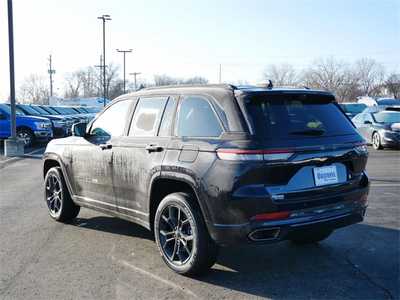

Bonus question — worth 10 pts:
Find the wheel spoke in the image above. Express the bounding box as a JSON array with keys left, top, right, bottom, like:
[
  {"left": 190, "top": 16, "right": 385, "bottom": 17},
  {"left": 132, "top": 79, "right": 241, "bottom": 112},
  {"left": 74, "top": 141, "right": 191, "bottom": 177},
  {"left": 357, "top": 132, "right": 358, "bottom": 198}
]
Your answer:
[
  {"left": 161, "top": 215, "right": 175, "bottom": 230},
  {"left": 180, "top": 239, "right": 191, "bottom": 255},
  {"left": 181, "top": 233, "right": 193, "bottom": 241},
  {"left": 160, "top": 230, "right": 174, "bottom": 237},
  {"left": 169, "top": 239, "right": 178, "bottom": 261},
  {"left": 163, "top": 236, "right": 175, "bottom": 249}
]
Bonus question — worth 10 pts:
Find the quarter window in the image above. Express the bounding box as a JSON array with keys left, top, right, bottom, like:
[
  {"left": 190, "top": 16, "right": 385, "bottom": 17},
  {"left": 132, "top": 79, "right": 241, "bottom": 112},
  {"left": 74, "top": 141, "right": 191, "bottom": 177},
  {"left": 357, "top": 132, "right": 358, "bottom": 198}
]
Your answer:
[
  {"left": 129, "top": 97, "right": 168, "bottom": 137},
  {"left": 177, "top": 96, "right": 222, "bottom": 137},
  {"left": 90, "top": 100, "right": 132, "bottom": 137}
]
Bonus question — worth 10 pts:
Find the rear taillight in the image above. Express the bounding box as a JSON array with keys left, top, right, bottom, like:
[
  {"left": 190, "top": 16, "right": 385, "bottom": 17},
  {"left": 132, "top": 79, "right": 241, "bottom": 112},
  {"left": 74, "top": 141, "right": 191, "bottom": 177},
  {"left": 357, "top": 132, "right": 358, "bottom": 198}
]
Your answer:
[{"left": 216, "top": 149, "right": 294, "bottom": 161}]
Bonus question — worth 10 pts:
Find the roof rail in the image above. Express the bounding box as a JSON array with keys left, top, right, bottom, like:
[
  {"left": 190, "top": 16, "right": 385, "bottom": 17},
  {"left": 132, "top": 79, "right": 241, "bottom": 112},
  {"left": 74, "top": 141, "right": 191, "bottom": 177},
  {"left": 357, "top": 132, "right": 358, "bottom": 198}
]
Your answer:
[{"left": 141, "top": 83, "right": 238, "bottom": 91}]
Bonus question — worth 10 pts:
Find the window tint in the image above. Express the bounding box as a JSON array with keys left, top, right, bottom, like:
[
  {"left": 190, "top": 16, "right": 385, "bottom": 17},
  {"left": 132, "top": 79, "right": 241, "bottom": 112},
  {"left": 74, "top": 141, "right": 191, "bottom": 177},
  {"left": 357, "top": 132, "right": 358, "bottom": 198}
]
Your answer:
[
  {"left": 244, "top": 94, "right": 357, "bottom": 139},
  {"left": 177, "top": 96, "right": 222, "bottom": 137},
  {"left": 90, "top": 100, "right": 132, "bottom": 137},
  {"left": 158, "top": 97, "right": 177, "bottom": 136},
  {"left": 129, "top": 97, "right": 168, "bottom": 137}
]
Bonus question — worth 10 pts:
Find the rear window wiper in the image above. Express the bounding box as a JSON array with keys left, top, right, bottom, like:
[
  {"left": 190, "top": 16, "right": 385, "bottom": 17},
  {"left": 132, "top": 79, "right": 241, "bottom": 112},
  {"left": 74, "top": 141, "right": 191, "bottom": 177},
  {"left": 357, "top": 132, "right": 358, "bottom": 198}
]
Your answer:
[{"left": 289, "top": 129, "right": 325, "bottom": 136}]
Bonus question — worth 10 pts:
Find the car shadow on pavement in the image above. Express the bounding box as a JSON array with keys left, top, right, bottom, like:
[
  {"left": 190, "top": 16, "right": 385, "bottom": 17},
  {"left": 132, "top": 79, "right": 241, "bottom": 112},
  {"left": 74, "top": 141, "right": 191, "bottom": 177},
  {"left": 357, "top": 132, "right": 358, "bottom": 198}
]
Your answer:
[
  {"left": 197, "top": 223, "right": 399, "bottom": 299},
  {"left": 71, "top": 216, "right": 154, "bottom": 241}
]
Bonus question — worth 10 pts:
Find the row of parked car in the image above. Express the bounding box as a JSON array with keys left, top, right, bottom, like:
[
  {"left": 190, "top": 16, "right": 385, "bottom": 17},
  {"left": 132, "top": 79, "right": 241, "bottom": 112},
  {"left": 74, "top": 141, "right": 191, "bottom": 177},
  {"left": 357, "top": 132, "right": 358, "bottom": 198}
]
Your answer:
[
  {"left": 0, "top": 103, "right": 101, "bottom": 147},
  {"left": 339, "top": 99, "right": 400, "bottom": 150}
]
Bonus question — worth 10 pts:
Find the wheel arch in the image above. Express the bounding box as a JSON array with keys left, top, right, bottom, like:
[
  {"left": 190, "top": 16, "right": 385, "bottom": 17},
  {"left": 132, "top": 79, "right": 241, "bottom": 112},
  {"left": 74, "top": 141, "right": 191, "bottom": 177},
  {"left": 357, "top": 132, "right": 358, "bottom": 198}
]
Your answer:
[
  {"left": 148, "top": 176, "right": 212, "bottom": 233},
  {"left": 43, "top": 153, "right": 75, "bottom": 200}
]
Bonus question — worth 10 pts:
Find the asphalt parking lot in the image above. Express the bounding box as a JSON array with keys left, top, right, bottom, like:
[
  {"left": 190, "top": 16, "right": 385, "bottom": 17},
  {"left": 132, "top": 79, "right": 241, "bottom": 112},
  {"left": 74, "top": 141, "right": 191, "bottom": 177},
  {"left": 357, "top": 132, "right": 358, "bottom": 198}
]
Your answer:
[{"left": 0, "top": 147, "right": 398, "bottom": 299}]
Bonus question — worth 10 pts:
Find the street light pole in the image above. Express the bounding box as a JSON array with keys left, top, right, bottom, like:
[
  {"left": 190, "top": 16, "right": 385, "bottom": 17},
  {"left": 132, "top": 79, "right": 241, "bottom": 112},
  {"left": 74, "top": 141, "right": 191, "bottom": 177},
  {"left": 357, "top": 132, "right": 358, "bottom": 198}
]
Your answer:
[
  {"left": 116, "top": 49, "right": 132, "bottom": 94},
  {"left": 129, "top": 72, "right": 141, "bottom": 91},
  {"left": 48, "top": 54, "right": 56, "bottom": 103},
  {"left": 97, "top": 14, "right": 111, "bottom": 106},
  {"left": 7, "top": 0, "right": 16, "bottom": 140}
]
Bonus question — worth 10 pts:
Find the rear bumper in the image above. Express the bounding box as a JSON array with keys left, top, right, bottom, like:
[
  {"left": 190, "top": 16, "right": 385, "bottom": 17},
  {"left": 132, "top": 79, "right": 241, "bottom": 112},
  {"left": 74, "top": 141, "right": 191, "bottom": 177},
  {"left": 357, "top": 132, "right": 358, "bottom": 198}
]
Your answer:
[{"left": 208, "top": 185, "right": 369, "bottom": 246}]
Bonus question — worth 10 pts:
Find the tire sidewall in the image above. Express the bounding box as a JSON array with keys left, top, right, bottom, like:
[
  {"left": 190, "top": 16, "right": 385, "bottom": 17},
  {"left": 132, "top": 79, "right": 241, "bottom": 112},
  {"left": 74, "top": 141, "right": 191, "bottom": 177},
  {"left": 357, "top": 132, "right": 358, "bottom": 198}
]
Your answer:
[
  {"left": 44, "top": 167, "right": 64, "bottom": 220},
  {"left": 372, "top": 132, "right": 381, "bottom": 150},
  {"left": 154, "top": 193, "right": 200, "bottom": 274}
]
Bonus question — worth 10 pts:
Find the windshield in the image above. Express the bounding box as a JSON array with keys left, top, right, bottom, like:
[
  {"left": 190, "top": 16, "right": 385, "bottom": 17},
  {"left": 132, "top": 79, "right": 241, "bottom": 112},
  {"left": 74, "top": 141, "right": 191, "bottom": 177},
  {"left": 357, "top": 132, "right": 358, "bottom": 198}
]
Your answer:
[
  {"left": 40, "top": 106, "right": 60, "bottom": 114},
  {"left": 373, "top": 112, "right": 400, "bottom": 123},
  {"left": 244, "top": 94, "right": 356, "bottom": 139},
  {"left": 19, "top": 105, "right": 40, "bottom": 115},
  {"left": 52, "top": 106, "right": 77, "bottom": 114},
  {"left": 342, "top": 103, "right": 366, "bottom": 114},
  {"left": 84, "top": 107, "right": 101, "bottom": 113},
  {"left": 30, "top": 105, "right": 50, "bottom": 115},
  {"left": 0, "top": 104, "right": 25, "bottom": 115}
]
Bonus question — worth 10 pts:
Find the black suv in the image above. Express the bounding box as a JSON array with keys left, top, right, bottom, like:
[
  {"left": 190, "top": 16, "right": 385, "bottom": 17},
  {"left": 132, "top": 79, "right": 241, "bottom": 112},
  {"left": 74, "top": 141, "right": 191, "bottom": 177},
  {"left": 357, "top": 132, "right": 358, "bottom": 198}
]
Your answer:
[{"left": 43, "top": 85, "right": 369, "bottom": 275}]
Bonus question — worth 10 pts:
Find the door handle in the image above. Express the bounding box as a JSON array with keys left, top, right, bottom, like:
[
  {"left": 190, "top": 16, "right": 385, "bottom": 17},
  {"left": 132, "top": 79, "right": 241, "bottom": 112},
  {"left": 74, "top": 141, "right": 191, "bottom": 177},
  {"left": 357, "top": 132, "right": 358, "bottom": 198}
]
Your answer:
[
  {"left": 145, "top": 144, "right": 163, "bottom": 153},
  {"left": 99, "top": 144, "right": 112, "bottom": 150}
]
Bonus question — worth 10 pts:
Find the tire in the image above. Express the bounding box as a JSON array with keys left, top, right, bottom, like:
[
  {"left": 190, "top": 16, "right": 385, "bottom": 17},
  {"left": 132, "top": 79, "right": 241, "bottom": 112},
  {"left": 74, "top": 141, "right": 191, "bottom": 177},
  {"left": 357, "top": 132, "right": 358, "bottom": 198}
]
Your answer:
[
  {"left": 154, "top": 192, "right": 218, "bottom": 275},
  {"left": 44, "top": 167, "right": 80, "bottom": 222},
  {"left": 17, "top": 128, "right": 34, "bottom": 147},
  {"left": 372, "top": 132, "right": 383, "bottom": 150},
  {"left": 289, "top": 229, "right": 332, "bottom": 245}
]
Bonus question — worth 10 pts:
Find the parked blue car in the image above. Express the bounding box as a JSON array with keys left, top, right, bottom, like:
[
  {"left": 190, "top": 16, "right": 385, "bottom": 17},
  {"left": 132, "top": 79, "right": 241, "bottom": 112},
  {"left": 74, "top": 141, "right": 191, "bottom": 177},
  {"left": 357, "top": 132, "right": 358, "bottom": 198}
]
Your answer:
[{"left": 0, "top": 103, "right": 53, "bottom": 147}]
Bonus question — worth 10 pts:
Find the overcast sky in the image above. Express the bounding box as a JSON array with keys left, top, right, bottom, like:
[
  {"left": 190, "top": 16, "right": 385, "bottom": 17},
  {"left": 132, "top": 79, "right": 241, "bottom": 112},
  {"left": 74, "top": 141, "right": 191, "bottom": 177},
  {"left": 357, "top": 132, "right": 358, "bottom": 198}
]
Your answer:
[{"left": 0, "top": 0, "right": 399, "bottom": 100}]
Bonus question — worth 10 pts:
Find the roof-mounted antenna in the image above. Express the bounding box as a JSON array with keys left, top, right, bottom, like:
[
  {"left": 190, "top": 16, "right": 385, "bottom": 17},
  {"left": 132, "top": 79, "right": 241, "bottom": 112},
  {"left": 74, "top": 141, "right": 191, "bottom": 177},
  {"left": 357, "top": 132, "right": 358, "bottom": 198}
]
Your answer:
[{"left": 267, "top": 80, "right": 273, "bottom": 89}]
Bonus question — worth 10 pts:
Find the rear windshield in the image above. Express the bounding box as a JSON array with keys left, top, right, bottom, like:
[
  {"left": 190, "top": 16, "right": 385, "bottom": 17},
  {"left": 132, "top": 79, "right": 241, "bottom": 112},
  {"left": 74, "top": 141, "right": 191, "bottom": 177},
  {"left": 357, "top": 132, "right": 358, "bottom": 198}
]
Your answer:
[
  {"left": 244, "top": 94, "right": 356, "bottom": 139},
  {"left": 341, "top": 103, "right": 366, "bottom": 114}
]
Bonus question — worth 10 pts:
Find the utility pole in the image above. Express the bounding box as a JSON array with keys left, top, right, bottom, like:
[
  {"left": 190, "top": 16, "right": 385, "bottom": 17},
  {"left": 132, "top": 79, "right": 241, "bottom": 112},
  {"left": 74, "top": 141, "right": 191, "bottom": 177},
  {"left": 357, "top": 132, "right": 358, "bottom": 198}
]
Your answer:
[
  {"left": 129, "top": 72, "right": 141, "bottom": 91},
  {"left": 97, "top": 14, "right": 111, "bottom": 106},
  {"left": 116, "top": 49, "right": 132, "bottom": 94},
  {"left": 48, "top": 54, "right": 55, "bottom": 102},
  {"left": 219, "top": 64, "right": 222, "bottom": 84}
]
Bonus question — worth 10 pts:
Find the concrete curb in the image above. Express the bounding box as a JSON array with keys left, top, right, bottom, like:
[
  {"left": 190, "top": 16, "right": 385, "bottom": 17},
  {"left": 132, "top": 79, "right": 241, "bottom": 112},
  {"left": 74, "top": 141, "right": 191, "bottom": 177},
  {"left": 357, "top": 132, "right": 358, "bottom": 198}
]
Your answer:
[{"left": 0, "top": 147, "right": 44, "bottom": 170}]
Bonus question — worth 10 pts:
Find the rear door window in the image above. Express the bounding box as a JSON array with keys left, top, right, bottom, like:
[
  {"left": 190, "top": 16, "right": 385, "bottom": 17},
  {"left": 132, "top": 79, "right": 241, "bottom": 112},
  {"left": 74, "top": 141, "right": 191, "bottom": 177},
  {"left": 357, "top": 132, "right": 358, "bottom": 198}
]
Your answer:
[
  {"left": 158, "top": 97, "right": 177, "bottom": 137},
  {"left": 129, "top": 97, "right": 168, "bottom": 137},
  {"left": 244, "top": 94, "right": 357, "bottom": 139}
]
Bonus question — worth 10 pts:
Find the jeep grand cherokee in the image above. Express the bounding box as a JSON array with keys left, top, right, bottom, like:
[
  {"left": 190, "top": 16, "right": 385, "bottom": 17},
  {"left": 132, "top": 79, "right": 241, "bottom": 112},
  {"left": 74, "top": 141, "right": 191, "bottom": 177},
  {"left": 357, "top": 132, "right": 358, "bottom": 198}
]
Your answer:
[{"left": 43, "top": 84, "right": 369, "bottom": 275}]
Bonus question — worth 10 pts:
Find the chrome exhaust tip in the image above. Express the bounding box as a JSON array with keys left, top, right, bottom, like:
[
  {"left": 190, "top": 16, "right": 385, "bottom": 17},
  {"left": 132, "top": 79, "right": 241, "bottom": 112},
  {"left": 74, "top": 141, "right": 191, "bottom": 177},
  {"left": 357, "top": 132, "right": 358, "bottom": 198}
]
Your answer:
[{"left": 248, "top": 227, "right": 281, "bottom": 241}]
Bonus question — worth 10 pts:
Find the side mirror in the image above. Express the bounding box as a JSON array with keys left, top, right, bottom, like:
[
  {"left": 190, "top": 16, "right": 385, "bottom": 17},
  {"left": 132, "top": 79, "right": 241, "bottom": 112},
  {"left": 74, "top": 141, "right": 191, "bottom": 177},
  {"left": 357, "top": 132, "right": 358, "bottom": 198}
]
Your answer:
[
  {"left": 72, "top": 122, "right": 87, "bottom": 137},
  {"left": 364, "top": 120, "right": 372, "bottom": 125}
]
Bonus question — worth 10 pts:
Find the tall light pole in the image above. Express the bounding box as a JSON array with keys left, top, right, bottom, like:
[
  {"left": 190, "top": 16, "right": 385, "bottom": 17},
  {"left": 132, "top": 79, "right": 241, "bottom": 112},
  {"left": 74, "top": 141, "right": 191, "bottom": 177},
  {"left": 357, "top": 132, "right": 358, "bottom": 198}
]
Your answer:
[
  {"left": 7, "top": 0, "right": 16, "bottom": 140},
  {"left": 5, "top": 0, "right": 23, "bottom": 156},
  {"left": 48, "top": 54, "right": 55, "bottom": 103},
  {"left": 116, "top": 49, "right": 132, "bottom": 94},
  {"left": 129, "top": 72, "right": 141, "bottom": 91},
  {"left": 97, "top": 14, "right": 111, "bottom": 106}
]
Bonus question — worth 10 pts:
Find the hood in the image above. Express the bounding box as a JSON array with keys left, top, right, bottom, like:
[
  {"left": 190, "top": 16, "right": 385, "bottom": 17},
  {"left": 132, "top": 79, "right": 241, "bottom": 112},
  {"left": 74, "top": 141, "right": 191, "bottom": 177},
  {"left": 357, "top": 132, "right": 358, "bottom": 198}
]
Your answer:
[{"left": 19, "top": 115, "right": 51, "bottom": 122}]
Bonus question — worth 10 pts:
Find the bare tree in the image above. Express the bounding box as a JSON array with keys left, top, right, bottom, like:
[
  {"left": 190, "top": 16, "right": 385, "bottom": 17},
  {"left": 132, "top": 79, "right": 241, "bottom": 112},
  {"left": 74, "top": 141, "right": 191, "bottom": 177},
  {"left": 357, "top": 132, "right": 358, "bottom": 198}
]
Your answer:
[
  {"left": 18, "top": 74, "right": 50, "bottom": 104},
  {"left": 385, "top": 73, "right": 400, "bottom": 98},
  {"left": 263, "top": 63, "right": 298, "bottom": 86},
  {"left": 354, "top": 58, "right": 385, "bottom": 96},
  {"left": 63, "top": 71, "right": 83, "bottom": 98},
  {"left": 183, "top": 76, "right": 208, "bottom": 84},
  {"left": 154, "top": 74, "right": 180, "bottom": 86},
  {"left": 302, "top": 57, "right": 349, "bottom": 91}
]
